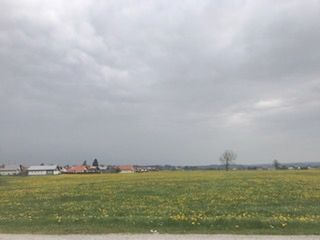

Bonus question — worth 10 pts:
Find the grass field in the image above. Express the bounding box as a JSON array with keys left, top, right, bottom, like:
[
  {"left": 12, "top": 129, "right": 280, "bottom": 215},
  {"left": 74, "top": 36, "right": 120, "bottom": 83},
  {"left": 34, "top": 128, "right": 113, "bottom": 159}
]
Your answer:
[{"left": 0, "top": 170, "right": 320, "bottom": 234}]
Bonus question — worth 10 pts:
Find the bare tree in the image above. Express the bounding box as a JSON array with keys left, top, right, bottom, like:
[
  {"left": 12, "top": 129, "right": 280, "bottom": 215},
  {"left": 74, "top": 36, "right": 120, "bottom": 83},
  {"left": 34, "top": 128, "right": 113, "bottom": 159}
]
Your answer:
[{"left": 220, "top": 150, "right": 237, "bottom": 171}]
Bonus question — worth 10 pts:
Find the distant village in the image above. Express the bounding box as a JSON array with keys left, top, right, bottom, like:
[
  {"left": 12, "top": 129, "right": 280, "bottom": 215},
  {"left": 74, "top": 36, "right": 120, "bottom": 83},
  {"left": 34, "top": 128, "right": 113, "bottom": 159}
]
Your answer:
[
  {"left": 0, "top": 159, "right": 159, "bottom": 176},
  {"left": 0, "top": 158, "right": 318, "bottom": 176}
]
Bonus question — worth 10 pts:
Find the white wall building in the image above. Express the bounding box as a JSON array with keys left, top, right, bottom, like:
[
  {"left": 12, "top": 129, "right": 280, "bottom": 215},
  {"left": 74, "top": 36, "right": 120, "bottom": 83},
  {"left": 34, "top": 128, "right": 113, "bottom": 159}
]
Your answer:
[
  {"left": 0, "top": 165, "right": 22, "bottom": 176},
  {"left": 28, "top": 165, "right": 60, "bottom": 176}
]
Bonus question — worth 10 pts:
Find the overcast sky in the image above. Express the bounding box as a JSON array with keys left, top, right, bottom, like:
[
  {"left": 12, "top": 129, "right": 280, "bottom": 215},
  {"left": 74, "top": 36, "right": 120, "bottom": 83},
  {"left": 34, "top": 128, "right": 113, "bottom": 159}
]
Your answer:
[{"left": 1, "top": 0, "right": 320, "bottom": 166}]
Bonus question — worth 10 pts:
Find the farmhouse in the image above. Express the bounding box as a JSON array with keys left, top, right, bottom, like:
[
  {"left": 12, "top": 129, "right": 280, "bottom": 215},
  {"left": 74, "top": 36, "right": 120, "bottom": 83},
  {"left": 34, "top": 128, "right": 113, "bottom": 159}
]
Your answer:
[
  {"left": 118, "top": 165, "right": 135, "bottom": 173},
  {"left": 0, "top": 165, "right": 22, "bottom": 176},
  {"left": 63, "top": 165, "right": 88, "bottom": 174},
  {"left": 28, "top": 165, "right": 60, "bottom": 176},
  {"left": 98, "top": 165, "right": 119, "bottom": 173},
  {"left": 87, "top": 166, "right": 99, "bottom": 173}
]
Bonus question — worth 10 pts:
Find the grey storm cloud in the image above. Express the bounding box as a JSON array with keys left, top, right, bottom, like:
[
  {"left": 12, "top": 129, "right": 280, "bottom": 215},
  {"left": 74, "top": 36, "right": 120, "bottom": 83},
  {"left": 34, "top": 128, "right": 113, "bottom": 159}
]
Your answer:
[{"left": 1, "top": 0, "right": 320, "bottom": 165}]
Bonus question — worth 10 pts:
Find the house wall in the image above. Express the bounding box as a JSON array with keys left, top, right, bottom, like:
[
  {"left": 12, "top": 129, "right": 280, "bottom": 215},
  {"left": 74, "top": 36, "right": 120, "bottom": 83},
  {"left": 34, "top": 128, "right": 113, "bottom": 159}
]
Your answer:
[
  {"left": 28, "top": 169, "right": 60, "bottom": 176},
  {"left": 65, "top": 170, "right": 86, "bottom": 174},
  {"left": 28, "top": 170, "right": 47, "bottom": 176},
  {"left": 120, "top": 170, "right": 134, "bottom": 173},
  {"left": 0, "top": 170, "right": 19, "bottom": 176}
]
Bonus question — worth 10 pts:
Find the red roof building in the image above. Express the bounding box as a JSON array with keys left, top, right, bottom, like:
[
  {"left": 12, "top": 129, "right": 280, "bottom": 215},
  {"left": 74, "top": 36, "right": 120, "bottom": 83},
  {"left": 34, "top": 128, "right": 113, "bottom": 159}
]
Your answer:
[
  {"left": 118, "top": 165, "right": 135, "bottom": 173},
  {"left": 64, "top": 165, "right": 88, "bottom": 174}
]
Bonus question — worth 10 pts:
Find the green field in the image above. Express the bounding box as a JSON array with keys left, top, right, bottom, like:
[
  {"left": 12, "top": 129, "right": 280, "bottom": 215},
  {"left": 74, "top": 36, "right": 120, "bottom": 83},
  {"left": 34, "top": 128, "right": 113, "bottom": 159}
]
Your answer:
[{"left": 0, "top": 170, "right": 320, "bottom": 234}]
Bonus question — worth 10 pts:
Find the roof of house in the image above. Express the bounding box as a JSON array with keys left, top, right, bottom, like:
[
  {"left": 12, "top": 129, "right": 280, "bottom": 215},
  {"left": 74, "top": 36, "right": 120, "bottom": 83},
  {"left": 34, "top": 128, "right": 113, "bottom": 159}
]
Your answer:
[
  {"left": 65, "top": 165, "right": 88, "bottom": 172},
  {"left": 118, "top": 165, "right": 135, "bottom": 171},
  {"left": 0, "top": 165, "right": 21, "bottom": 171},
  {"left": 88, "top": 166, "right": 97, "bottom": 170},
  {"left": 28, "top": 165, "right": 58, "bottom": 171},
  {"left": 99, "top": 166, "right": 108, "bottom": 170}
]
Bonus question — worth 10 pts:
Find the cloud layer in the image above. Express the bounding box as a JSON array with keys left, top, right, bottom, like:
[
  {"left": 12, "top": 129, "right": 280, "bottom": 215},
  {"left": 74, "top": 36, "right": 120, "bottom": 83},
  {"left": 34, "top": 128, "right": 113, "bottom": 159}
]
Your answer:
[{"left": 1, "top": 0, "right": 320, "bottom": 165}]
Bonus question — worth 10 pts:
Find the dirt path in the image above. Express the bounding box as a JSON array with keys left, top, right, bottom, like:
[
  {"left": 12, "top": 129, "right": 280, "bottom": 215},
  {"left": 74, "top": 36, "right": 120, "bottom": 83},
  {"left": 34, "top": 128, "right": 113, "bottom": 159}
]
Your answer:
[{"left": 0, "top": 235, "right": 319, "bottom": 240}]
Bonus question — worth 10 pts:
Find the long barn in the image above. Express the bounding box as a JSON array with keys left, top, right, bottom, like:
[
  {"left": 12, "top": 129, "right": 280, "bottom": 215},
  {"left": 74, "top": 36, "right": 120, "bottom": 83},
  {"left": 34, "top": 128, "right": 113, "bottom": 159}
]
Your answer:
[
  {"left": 0, "top": 165, "right": 22, "bottom": 176},
  {"left": 27, "top": 165, "right": 60, "bottom": 176}
]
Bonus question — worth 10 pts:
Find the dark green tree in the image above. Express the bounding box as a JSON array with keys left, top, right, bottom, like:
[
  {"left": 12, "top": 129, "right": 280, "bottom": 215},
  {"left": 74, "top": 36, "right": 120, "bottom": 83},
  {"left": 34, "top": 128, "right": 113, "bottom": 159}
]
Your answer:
[
  {"left": 92, "top": 158, "right": 99, "bottom": 167},
  {"left": 273, "top": 159, "right": 280, "bottom": 169}
]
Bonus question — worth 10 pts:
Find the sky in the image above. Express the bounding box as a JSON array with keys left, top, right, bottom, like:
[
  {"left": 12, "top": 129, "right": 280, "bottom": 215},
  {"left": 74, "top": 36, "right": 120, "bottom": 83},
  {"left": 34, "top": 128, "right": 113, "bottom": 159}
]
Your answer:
[{"left": 1, "top": 0, "right": 320, "bottom": 166}]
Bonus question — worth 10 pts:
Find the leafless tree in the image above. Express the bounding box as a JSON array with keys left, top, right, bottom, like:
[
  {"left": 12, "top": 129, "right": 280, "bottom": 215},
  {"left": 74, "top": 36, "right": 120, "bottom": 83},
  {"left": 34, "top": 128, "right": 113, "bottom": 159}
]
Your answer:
[{"left": 220, "top": 150, "right": 237, "bottom": 171}]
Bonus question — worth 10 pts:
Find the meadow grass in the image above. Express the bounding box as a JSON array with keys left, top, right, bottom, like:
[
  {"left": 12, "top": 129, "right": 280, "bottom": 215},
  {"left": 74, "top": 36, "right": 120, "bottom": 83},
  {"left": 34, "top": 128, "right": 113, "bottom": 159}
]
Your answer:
[{"left": 0, "top": 170, "right": 320, "bottom": 234}]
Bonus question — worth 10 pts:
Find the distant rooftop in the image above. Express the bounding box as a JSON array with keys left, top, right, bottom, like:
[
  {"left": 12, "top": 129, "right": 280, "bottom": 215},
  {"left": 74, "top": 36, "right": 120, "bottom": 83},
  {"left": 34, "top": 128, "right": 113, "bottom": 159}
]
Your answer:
[
  {"left": 65, "top": 165, "right": 87, "bottom": 172},
  {"left": 0, "top": 165, "right": 21, "bottom": 171},
  {"left": 118, "top": 165, "right": 135, "bottom": 171},
  {"left": 28, "top": 165, "right": 57, "bottom": 171}
]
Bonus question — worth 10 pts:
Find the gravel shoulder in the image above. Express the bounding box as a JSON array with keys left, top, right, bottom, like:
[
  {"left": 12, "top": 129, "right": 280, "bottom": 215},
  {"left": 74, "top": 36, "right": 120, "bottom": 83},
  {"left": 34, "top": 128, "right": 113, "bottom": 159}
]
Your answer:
[{"left": 0, "top": 235, "right": 320, "bottom": 240}]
